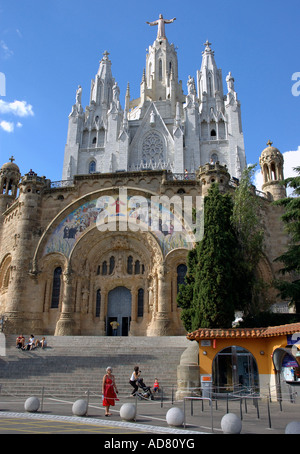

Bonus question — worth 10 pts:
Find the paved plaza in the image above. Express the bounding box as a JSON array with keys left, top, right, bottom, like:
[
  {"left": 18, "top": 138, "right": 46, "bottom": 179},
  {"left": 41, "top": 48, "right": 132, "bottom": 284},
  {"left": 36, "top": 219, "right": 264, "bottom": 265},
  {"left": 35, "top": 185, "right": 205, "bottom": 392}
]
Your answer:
[{"left": 0, "top": 392, "right": 299, "bottom": 436}]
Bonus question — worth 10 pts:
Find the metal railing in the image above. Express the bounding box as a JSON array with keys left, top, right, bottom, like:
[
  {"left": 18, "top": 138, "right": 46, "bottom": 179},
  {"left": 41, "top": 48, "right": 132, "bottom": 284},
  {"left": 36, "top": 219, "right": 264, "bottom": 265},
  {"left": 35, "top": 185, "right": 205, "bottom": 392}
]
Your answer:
[{"left": 0, "top": 382, "right": 298, "bottom": 433}]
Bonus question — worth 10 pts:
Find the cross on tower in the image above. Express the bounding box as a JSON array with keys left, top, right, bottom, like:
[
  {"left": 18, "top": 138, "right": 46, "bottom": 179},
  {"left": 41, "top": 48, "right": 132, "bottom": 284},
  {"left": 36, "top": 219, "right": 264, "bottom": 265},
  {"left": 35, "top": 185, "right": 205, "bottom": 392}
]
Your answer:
[
  {"left": 9, "top": 156, "right": 15, "bottom": 163},
  {"left": 204, "top": 40, "right": 212, "bottom": 48},
  {"left": 267, "top": 140, "right": 273, "bottom": 147}
]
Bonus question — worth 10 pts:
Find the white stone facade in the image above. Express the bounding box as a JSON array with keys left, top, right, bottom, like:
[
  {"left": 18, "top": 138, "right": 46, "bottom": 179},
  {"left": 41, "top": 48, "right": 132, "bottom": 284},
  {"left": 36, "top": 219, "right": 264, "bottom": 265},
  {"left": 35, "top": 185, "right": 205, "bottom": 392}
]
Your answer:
[{"left": 62, "top": 34, "right": 246, "bottom": 181}]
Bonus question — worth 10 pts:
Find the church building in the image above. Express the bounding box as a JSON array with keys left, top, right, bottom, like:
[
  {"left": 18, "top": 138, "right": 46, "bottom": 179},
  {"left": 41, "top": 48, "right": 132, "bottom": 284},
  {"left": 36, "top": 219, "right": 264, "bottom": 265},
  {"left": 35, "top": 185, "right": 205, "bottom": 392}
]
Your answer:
[{"left": 0, "top": 16, "right": 289, "bottom": 336}]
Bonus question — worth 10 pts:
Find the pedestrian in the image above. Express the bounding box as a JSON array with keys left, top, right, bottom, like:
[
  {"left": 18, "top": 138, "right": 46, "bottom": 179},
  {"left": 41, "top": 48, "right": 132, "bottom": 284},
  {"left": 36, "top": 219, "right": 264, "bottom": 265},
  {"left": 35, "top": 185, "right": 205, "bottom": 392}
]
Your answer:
[
  {"left": 153, "top": 378, "right": 160, "bottom": 393},
  {"left": 102, "top": 366, "right": 119, "bottom": 416},
  {"left": 16, "top": 334, "right": 25, "bottom": 349},
  {"left": 129, "top": 366, "right": 140, "bottom": 396},
  {"left": 110, "top": 320, "right": 119, "bottom": 336}
]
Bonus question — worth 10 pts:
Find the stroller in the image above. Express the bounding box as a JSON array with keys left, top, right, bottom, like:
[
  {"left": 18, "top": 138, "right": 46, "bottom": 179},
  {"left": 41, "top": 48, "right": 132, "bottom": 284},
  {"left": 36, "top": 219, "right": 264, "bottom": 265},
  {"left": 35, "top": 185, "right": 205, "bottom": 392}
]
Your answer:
[{"left": 136, "top": 377, "right": 154, "bottom": 400}]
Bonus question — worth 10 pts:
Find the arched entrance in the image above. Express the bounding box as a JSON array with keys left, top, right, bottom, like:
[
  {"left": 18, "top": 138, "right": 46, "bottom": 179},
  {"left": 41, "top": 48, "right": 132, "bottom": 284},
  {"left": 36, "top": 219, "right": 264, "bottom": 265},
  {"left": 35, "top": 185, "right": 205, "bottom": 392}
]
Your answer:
[
  {"left": 272, "top": 347, "right": 300, "bottom": 399},
  {"left": 107, "top": 286, "right": 131, "bottom": 336},
  {"left": 212, "top": 346, "right": 259, "bottom": 393}
]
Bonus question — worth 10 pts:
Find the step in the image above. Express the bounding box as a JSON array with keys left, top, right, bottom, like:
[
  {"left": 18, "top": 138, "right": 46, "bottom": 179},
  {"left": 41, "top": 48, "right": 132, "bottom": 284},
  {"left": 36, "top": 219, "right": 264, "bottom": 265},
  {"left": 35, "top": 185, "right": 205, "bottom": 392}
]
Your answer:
[{"left": 0, "top": 335, "right": 190, "bottom": 397}]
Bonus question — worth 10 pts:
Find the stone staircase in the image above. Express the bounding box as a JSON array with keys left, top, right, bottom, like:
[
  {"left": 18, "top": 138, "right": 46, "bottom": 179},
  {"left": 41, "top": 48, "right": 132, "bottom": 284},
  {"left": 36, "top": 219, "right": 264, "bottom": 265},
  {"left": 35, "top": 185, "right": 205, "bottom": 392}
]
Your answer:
[{"left": 0, "top": 335, "right": 190, "bottom": 399}]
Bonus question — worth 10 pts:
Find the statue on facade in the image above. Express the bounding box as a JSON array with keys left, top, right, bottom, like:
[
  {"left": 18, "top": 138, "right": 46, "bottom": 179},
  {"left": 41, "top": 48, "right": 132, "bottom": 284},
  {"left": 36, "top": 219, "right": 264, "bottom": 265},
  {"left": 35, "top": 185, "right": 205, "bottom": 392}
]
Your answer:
[
  {"left": 76, "top": 85, "right": 82, "bottom": 105},
  {"left": 146, "top": 14, "right": 176, "bottom": 40}
]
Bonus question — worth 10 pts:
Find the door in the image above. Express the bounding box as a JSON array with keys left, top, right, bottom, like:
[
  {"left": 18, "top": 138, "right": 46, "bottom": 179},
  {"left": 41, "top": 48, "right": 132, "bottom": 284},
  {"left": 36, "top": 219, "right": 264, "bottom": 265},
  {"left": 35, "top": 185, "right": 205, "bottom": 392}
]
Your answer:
[
  {"left": 107, "top": 287, "right": 132, "bottom": 336},
  {"left": 213, "top": 346, "right": 259, "bottom": 393}
]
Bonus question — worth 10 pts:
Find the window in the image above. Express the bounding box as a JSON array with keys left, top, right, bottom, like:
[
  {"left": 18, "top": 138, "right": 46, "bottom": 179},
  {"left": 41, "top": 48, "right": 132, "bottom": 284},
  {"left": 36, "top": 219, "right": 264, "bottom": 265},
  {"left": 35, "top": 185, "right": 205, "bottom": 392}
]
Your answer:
[
  {"left": 127, "top": 256, "right": 133, "bottom": 274},
  {"left": 89, "top": 161, "right": 96, "bottom": 173},
  {"left": 138, "top": 288, "right": 144, "bottom": 317},
  {"left": 109, "top": 256, "right": 115, "bottom": 275},
  {"left": 134, "top": 260, "right": 140, "bottom": 275},
  {"left": 177, "top": 264, "right": 187, "bottom": 293},
  {"left": 95, "top": 289, "right": 101, "bottom": 317},
  {"left": 159, "top": 59, "right": 163, "bottom": 81},
  {"left": 210, "top": 129, "right": 216, "bottom": 137},
  {"left": 51, "top": 267, "right": 62, "bottom": 308},
  {"left": 211, "top": 153, "right": 218, "bottom": 164},
  {"left": 102, "top": 261, "right": 107, "bottom": 275}
]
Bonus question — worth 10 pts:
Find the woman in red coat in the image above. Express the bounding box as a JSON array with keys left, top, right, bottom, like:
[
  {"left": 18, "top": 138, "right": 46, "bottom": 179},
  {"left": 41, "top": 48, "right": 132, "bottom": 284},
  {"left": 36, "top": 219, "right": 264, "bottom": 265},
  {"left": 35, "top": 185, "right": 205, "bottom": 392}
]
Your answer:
[{"left": 102, "top": 367, "right": 119, "bottom": 416}]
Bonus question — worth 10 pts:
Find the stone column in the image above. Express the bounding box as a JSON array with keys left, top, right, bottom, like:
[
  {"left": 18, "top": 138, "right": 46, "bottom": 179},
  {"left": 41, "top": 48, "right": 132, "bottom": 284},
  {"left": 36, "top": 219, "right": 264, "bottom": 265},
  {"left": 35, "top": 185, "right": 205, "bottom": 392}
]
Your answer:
[
  {"left": 75, "top": 277, "right": 82, "bottom": 313},
  {"left": 43, "top": 276, "right": 52, "bottom": 312},
  {"left": 98, "top": 286, "right": 106, "bottom": 335},
  {"left": 130, "top": 286, "right": 138, "bottom": 335},
  {"left": 54, "top": 267, "right": 75, "bottom": 335},
  {"left": 153, "top": 265, "right": 171, "bottom": 335},
  {"left": 87, "top": 276, "right": 94, "bottom": 319}
]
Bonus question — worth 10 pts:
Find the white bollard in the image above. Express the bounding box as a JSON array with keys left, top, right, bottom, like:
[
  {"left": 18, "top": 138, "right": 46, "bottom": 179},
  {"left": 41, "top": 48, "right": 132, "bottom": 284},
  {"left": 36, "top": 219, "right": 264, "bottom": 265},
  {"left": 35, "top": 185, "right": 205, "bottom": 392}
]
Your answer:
[
  {"left": 285, "top": 421, "right": 300, "bottom": 434},
  {"left": 24, "top": 396, "right": 40, "bottom": 413},
  {"left": 72, "top": 399, "right": 88, "bottom": 416},
  {"left": 166, "top": 407, "right": 184, "bottom": 427},
  {"left": 221, "top": 413, "right": 242, "bottom": 434},
  {"left": 119, "top": 403, "right": 136, "bottom": 421}
]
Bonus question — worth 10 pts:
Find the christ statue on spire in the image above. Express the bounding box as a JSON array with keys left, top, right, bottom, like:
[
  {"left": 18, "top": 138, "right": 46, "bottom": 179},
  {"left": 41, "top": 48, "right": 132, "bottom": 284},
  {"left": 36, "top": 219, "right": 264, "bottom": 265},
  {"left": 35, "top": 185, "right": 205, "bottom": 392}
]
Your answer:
[{"left": 146, "top": 14, "right": 176, "bottom": 40}]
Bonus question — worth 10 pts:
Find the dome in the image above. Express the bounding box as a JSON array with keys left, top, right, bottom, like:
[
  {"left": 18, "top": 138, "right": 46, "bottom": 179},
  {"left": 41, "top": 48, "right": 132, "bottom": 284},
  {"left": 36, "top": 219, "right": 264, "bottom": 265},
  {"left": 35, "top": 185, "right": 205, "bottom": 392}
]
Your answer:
[
  {"left": 0, "top": 156, "right": 21, "bottom": 198},
  {"left": 0, "top": 157, "right": 20, "bottom": 173},
  {"left": 260, "top": 141, "right": 283, "bottom": 161}
]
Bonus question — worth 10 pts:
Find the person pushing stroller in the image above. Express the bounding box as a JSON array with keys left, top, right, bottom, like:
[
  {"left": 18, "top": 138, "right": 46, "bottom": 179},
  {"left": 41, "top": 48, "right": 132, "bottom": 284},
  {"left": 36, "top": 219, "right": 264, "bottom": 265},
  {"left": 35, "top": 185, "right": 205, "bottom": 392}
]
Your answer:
[{"left": 129, "top": 366, "right": 153, "bottom": 400}]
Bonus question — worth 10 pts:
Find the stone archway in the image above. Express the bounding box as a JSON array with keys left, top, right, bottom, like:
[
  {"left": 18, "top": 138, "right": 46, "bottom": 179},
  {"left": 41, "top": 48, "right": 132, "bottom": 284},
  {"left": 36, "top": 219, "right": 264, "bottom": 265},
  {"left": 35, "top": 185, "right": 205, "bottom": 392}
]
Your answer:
[{"left": 107, "top": 286, "right": 132, "bottom": 336}]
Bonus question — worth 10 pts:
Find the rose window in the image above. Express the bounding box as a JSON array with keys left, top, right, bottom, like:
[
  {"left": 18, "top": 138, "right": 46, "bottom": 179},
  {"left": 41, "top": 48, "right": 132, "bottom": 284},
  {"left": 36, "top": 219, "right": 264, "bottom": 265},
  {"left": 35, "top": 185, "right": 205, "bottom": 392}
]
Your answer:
[{"left": 142, "top": 132, "right": 164, "bottom": 165}]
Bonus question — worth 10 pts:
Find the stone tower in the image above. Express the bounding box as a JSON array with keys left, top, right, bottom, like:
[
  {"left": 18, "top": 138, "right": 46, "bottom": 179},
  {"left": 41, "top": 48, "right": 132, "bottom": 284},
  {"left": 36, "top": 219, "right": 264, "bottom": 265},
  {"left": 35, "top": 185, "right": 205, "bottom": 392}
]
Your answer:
[
  {"left": 259, "top": 141, "right": 286, "bottom": 201},
  {"left": 3, "top": 170, "right": 49, "bottom": 333}
]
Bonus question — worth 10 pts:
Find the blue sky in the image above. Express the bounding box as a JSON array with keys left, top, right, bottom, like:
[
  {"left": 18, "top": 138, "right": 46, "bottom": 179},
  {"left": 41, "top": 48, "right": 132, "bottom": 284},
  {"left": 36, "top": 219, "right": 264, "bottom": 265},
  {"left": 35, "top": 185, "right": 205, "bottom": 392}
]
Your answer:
[{"left": 0, "top": 0, "right": 299, "bottom": 185}]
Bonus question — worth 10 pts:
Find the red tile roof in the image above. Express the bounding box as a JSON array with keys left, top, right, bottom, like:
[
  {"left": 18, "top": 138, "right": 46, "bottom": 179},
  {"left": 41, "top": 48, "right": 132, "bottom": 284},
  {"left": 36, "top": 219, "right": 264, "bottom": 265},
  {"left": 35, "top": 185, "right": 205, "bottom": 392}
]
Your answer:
[{"left": 187, "top": 323, "right": 300, "bottom": 341}]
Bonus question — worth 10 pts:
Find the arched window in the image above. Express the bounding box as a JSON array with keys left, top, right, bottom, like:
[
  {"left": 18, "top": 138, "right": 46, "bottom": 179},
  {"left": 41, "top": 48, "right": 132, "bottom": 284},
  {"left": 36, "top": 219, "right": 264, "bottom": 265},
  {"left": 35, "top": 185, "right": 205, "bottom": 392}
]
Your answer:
[
  {"left": 138, "top": 288, "right": 144, "bottom": 317},
  {"left": 134, "top": 260, "right": 140, "bottom": 275},
  {"left": 270, "top": 162, "right": 277, "bottom": 180},
  {"left": 109, "top": 256, "right": 115, "bottom": 275},
  {"left": 95, "top": 289, "right": 101, "bottom": 317},
  {"left": 159, "top": 59, "right": 163, "bottom": 81},
  {"left": 51, "top": 267, "right": 62, "bottom": 308},
  {"left": 97, "top": 265, "right": 100, "bottom": 275},
  {"left": 92, "top": 137, "right": 97, "bottom": 144},
  {"left": 102, "top": 261, "right": 107, "bottom": 275},
  {"left": 89, "top": 160, "right": 96, "bottom": 174},
  {"left": 210, "top": 129, "right": 216, "bottom": 137},
  {"left": 208, "top": 76, "right": 212, "bottom": 96},
  {"left": 211, "top": 153, "right": 218, "bottom": 164},
  {"left": 127, "top": 256, "right": 133, "bottom": 274},
  {"left": 177, "top": 264, "right": 187, "bottom": 293}
]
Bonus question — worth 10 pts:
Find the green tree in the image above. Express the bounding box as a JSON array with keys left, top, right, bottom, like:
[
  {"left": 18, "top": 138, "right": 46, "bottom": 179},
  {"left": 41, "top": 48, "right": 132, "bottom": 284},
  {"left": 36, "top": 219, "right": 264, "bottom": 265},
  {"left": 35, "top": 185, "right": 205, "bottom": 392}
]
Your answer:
[
  {"left": 273, "top": 166, "right": 300, "bottom": 312},
  {"left": 177, "top": 248, "right": 197, "bottom": 332},
  {"left": 231, "top": 164, "right": 265, "bottom": 315},
  {"left": 178, "top": 183, "right": 241, "bottom": 330}
]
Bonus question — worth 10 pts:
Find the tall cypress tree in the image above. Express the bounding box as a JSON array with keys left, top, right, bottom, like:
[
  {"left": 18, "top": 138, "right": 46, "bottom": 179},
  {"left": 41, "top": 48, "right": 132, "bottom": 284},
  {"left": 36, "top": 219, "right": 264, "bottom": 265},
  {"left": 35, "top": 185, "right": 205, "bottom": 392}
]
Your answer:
[{"left": 178, "top": 183, "right": 242, "bottom": 330}]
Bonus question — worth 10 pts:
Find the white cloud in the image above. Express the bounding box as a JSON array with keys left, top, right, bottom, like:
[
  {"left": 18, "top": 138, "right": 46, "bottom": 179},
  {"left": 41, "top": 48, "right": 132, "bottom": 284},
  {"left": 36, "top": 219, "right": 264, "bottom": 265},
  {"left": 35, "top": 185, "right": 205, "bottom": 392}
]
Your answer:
[
  {"left": 0, "top": 40, "right": 13, "bottom": 59},
  {"left": 0, "top": 99, "right": 34, "bottom": 117},
  {"left": 0, "top": 120, "right": 14, "bottom": 132},
  {"left": 254, "top": 148, "right": 299, "bottom": 195},
  {"left": 16, "top": 122, "right": 23, "bottom": 128}
]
